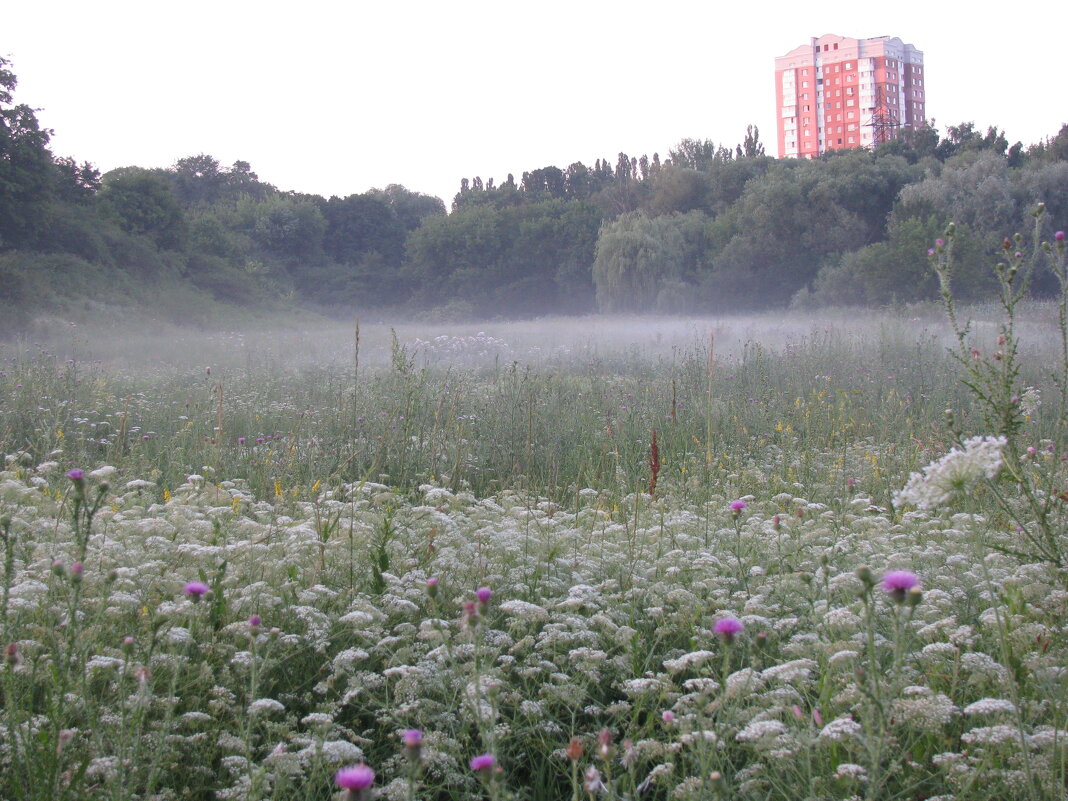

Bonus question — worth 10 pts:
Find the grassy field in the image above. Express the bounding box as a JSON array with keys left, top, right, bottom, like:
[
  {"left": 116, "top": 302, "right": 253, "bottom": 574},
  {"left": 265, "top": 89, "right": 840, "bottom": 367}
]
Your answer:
[{"left": 1, "top": 306, "right": 1066, "bottom": 801}]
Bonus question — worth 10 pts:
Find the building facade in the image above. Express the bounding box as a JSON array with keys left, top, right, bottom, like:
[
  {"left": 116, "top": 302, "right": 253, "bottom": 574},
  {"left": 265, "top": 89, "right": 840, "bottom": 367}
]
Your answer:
[{"left": 775, "top": 34, "right": 925, "bottom": 159}]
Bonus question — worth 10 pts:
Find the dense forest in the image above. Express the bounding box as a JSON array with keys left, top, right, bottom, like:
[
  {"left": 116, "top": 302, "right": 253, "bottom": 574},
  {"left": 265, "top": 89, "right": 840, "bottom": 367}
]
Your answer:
[{"left": 2, "top": 55, "right": 1067, "bottom": 333}]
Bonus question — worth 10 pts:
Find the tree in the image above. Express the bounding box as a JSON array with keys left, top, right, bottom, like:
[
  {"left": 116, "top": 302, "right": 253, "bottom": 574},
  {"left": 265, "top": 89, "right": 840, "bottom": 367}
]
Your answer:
[
  {"left": 172, "top": 154, "right": 227, "bottom": 205},
  {"left": 100, "top": 167, "right": 187, "bottom": 249},
  {"left": 668, "top": 138, "right": 727, "bottom": 171},
  {"left": 245, "top": 195, "right": 325, "bottom": 262},
  {"left": 644, "top": 167, "right": 710, "bottom": 216},
  {"left": 521, "top": 166, "right": 566, "bottom": 198},
  {"left": 366, "top": 184, "right": 445, "bottom": 231},
  {"left": 592, "top": 213, "right": 685, "bottom": 312},
  {"left": 737, "top": 125, "right": 765, "bottom": 158},
  {"left": 321, "top": 193, "right": 405, "bottom": 264},
  {"left": 51, "top": 156, "right": 100, "bottom": 203},
  {"left": 0, "top": 57, "right": 56, "bottom": 248}
]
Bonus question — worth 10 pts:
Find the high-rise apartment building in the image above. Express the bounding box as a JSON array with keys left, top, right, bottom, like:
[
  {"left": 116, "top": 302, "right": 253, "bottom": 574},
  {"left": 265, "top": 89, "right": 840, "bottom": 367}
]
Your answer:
[{"left": 775, "top": 34, "right": 925, "bottom": 159}]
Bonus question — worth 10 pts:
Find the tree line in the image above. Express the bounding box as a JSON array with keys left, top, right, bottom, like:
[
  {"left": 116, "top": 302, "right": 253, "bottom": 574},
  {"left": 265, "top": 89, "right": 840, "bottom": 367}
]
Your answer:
[{"left": 2, "top": 54, "right": 1067, "bottom": 332}]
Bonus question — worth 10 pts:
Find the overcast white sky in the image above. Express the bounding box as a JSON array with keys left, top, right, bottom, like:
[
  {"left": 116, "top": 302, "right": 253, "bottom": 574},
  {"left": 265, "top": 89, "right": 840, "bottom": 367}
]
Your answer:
[{"left": 5, "top": 0, "right": 1066, "bottom": 206}]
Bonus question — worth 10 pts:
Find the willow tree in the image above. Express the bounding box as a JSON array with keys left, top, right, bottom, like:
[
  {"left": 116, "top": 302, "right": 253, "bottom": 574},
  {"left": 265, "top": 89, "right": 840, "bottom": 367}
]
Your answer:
[{"left": 592, "top": 212, "right": 685, "bottom": 312}]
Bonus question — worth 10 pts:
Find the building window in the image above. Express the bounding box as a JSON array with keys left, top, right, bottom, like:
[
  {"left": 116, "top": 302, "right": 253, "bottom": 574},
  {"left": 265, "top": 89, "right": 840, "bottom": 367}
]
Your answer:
[{"left": 846, "top": 62, "right": 853, "bottom": 69}]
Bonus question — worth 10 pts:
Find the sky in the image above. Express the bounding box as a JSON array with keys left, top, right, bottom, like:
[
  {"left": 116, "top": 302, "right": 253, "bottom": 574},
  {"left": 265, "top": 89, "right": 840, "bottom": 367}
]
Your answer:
[{"left": 5, "top": 0, "right": 1066, "bottom": 207}]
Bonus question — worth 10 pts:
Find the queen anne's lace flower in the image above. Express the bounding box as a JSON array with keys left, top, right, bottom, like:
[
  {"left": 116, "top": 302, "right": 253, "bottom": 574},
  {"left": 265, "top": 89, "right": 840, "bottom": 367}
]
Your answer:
[{"left": 893, "top": 436, "right": 1006, "bottom": 510}]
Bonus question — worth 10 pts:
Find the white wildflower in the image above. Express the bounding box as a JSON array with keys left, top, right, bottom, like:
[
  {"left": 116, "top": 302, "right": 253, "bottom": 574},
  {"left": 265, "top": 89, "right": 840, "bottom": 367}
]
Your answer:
[
  {"left": 893, "top": 435, "right": 1006, "bottom": 509},
  {"left": 819, "top": 716, "right": 863, "bottom": 741},
  {"left": 248, "top": 698, "right": 285, "bottom": 716},
  {"left": 891, "top": 692, "right": 957, "bottom": 731},
  {"left": 920, "top": 642, "right": 960, "bottom": 659},
  {"left": 761, "top": 658, "right": 816, "bottom": 683},
  {"left": 621, "top": 678, "right": 666, "bottom": 698},
  {"left": 822, "top": 607, "right": 862, "bottom": 629},
  {"left": 736, "top": 719, "right": 787, "bottom": 742},
  {"left": 315, "top": 740, "right": 364, "bottom": 764},
  {"left": 963, "top": 698, "right": 1016, "bottom": 716},
  {"left": 682, "top": 677, "right": 720, "bottom": 693},
  {"left": 1028, "top": 726, "right": 1068, "bottom": 747},
  {"left": 499, "top": 600, "right": 549, "bottom": 622},
  {"left": 678, "top": 730, "right": 719, "bottom": 746},
  {"left": 725, "top": 667, "right": 764, "bottom": 698},
  {"left": 339, "top": 610, "right": 375, "bottom": 627},
  {"left": 85, "top": 655, "right": 125, "bottom": 674},
  {"left": 1018, "top": 386, "right": 1040, "bottom": 417},
  {"left": 960, "top": 724, "right": 1020, "bottom": 746},
  {"left": 663, "top": 650, "right": 717, "bottom": 673},
  {"left": 834, "top": 763, "right": 867, "bottom": 781},
  {"left": 828, "top": 649, "right": 859, "bottom": 666}
]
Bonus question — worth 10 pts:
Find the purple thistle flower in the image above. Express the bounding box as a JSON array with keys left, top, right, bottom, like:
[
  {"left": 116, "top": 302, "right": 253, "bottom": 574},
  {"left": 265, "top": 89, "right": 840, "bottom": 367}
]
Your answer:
[
  {"left": 1056, "top": 230, "right": 1065, "bottom": 242},
  {"left": 335, "top": 764, "right": 375, "bottom": 790},
  {"left": 470, "top": 752, "right": 496, "bottom": 773},
  {"left": 67, "top": 468, "right": 84, "bottom": 481},
  {"left": 183, "top": 581, "right": 210, "bottom": 600},
  {"left": 730, "top": 499, "right": 747, "bottom": 512},
  {"left": 476, "top": 586, "right": 492, "bottom": 605},
  {"left": 882, "top": 570, "right": 920, "bottom": 602},
  {"left": 402, "top": 729, "right": 423, "bottom": 747},
  {"left": 713, "top": 617, "right": 744, "bottom": 642}
]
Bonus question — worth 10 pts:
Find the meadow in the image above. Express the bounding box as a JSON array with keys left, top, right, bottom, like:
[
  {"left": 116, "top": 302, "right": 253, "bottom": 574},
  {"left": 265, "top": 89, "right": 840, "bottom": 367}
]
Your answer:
[{"left": 1, "top": 297, "right": 1066, "bottom": 800}]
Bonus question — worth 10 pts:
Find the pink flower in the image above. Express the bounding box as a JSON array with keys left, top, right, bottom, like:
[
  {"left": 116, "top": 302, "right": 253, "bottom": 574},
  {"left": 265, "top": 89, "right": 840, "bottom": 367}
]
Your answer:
[
  {"left": 882, "top": 570, "right": 920, "bottom": 602},
  {"left": 1056, "top": 230, "right": 1065, "bottom": 242},
  {"left": 714, "top": 617, "right": 744, "bottom": 642},
  {"left": 67, "top": 468, "right": 84, "bottom": 481},
  {"left": 335, "top": 764, "right": 374, "bottom": 790},
  {"left": 183, "top": 581, "right": 210, "bottom": 600},
  {"left": 402, "top": 729, "right": 423, "bottom": 747},
  {"left": 470, "top": 752, "right": 496, "bottom": 772},
  {"left": 476, "top": 586, "right": 492, "bottom": 604},
  {"left": 730, "top": 499, "right": 747, "bottom": 512}
]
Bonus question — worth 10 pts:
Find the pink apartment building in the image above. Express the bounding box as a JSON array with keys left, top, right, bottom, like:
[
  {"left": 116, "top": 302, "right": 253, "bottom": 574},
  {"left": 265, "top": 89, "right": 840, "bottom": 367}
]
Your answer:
[{"left": 775, "top": 34, "right": 925, "bottom": 159}]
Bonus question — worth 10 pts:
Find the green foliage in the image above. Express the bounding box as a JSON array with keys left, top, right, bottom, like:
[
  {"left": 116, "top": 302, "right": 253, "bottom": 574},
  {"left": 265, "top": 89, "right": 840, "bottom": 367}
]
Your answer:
[
  {"left": 3, "top": 42, "right": 1068, "bottom": 329},
  {"left": 592, "top": 212, "right": 686, "bottom": 312},
  {"left": 100, "top": 168, "right": 187, "bottom": 250},
  {"left": 0, "top": 57, "right": 58, "bottom": 249},
  {"left": 800, "top": 214, "right": 990, "bottom": 307}
]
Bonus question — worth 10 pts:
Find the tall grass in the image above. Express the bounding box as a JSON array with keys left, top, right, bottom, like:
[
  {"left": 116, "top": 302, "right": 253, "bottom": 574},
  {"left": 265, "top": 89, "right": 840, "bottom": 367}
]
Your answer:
[{"left": 0, "top": 305, "right": 1065, "bottom": 800}]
